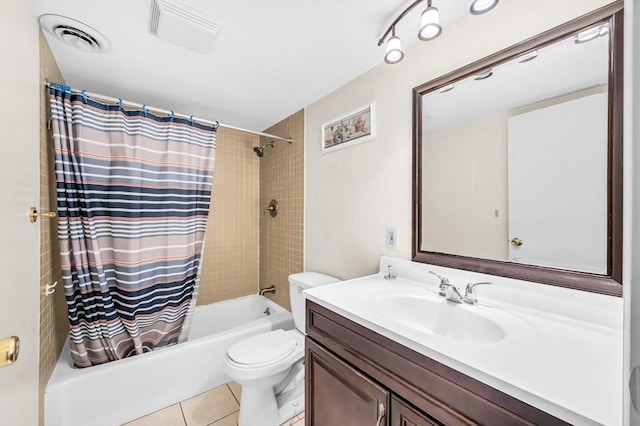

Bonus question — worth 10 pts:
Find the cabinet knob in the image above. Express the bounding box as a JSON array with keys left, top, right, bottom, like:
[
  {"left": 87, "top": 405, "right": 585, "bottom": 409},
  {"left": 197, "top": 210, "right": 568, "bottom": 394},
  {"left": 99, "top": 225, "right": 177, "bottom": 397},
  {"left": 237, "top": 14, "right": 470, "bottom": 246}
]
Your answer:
[{"left": 511, "top": 237, "right": 523, "bottom": 247}]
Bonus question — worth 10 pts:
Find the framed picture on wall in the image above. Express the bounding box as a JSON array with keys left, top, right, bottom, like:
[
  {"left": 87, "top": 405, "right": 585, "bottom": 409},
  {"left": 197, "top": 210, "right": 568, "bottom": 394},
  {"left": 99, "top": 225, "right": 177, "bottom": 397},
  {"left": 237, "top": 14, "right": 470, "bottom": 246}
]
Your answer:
[{"left": 322, "top": 102, "right": 376, "bottom": 153}]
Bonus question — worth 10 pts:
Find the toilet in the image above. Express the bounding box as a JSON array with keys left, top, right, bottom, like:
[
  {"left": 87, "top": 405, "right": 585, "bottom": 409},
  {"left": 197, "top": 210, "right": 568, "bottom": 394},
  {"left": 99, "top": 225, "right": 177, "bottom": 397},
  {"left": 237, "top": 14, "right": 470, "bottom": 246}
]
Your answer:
[{"left": 224, "top": 272, "right": 339, "bottom": 426}]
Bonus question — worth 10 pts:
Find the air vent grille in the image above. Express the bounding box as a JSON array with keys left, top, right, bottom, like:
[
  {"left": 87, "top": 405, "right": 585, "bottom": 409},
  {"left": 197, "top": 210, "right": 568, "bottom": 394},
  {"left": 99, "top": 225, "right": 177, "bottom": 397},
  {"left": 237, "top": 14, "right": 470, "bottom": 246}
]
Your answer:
[
  {"left": 38, "top": 15, "right": 110, "bottom": 53},
  {"left": 148, "top": 0, "right": 222, "bottom": 54}
]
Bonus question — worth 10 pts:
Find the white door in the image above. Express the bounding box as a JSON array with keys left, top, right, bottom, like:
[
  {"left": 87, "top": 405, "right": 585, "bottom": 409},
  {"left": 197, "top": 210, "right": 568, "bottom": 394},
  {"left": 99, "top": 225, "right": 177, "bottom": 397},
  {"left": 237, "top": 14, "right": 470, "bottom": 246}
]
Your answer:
[
  {"left": 0, "top": 2, "right": 42, "bottom": 425},
  {"left": 507, "top": 92, "right": 608, "bottom": 273}
]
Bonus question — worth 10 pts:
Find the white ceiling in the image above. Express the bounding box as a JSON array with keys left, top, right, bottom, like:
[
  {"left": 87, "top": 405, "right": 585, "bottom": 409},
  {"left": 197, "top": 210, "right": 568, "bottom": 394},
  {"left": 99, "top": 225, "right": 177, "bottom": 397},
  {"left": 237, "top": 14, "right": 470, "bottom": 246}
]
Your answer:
[
  {"left": 422, "top": 25, "right": 610, "bottom": 132},
  {"left": 30, "top": 0, "right": 470, "bottom": 133}
]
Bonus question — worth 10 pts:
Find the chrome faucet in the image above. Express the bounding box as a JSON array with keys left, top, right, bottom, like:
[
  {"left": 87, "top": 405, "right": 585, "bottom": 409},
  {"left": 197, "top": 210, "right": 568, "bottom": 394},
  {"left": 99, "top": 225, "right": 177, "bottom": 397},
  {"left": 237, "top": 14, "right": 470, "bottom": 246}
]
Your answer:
[
  {"left": 429, "top": 271, "right": 492, "bottom": 305},
  {"left": 444, "top": 284, "right": 465, "bottom": 303}
]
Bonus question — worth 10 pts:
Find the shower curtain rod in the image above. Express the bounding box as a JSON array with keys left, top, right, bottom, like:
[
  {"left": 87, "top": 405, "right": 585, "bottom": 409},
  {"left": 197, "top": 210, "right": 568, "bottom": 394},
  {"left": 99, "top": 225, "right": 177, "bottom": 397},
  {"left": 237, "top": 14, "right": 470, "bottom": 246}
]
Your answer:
[{"left": 44, "top": 81, "right": 294, "bottom": 144}]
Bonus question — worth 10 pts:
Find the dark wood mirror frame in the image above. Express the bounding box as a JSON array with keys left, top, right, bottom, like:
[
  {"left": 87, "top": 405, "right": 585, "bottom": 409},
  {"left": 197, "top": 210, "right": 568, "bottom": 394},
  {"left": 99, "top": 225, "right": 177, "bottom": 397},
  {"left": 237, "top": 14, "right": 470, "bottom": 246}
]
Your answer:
[{"left": 412, "top": 2, "right": 623, "bottom": 296}]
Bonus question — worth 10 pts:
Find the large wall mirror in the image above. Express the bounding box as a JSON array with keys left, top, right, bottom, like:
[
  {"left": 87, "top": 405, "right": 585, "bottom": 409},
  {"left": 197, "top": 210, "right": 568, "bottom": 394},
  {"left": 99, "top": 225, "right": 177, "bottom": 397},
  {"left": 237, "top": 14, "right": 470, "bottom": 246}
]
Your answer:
[{"left": 412, "top": 2, "right": 623, "bottom": 296}]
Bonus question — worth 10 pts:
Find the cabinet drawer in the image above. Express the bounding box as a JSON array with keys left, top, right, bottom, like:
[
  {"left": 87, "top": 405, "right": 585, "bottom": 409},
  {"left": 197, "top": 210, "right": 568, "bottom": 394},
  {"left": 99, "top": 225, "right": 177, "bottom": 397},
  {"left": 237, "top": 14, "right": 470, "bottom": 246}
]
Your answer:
[{"left": 307, "top": 300, "right": 569, "bottom": 426}]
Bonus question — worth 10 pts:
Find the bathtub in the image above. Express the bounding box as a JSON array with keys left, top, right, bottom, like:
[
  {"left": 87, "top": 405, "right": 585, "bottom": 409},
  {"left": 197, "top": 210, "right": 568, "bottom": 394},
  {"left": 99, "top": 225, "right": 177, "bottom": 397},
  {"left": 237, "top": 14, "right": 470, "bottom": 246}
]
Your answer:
[{"left": 45, "top": 295, "right": 293, "bottom": 426}]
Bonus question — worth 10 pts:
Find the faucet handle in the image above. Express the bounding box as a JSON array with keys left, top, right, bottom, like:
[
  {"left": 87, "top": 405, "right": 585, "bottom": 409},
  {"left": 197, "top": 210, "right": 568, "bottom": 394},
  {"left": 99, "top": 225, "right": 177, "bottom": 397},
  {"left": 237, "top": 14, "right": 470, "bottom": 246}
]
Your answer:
[
  {"left": 429, "top": 271, "right": 450, "bottom": 297},
  {"left": 463, "top": 282, "right": 492, "bottom": 305},
  {"left": 428, "top": 271, "right": 449, "bottom": 285}
]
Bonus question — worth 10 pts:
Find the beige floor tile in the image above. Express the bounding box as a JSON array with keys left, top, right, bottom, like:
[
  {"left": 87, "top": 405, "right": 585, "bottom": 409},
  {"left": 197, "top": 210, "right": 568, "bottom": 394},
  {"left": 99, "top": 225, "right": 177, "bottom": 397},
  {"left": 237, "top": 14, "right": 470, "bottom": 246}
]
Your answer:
[
  {"left": 296, "top": 411, "right": 305, "bottom": 420},
  {"left": 279, "top": 416, "right": 295, "bottom": 426},
  {"left": 291, "top": 419, "right": 304, "bottom": 426},
  {"left": 181, "top": 385, "right": 239, "bottom": 426},
  {"left": 227, "top": 381, "right": 241, "bottom": 403},
  {"left": 122, "top": 404, "right": 185, "bottom": 426},
  {"left": 209, "top": 410, "right": 238, "bottom": 426}
]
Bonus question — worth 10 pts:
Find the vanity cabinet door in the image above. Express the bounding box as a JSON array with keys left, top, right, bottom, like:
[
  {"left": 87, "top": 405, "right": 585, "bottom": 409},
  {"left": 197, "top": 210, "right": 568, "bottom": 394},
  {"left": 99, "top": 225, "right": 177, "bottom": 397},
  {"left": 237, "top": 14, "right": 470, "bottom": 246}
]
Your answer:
[
  {"left": 306, "top": 339, "right": 389, "bottom": 426},
  {"left": 390, "top": 396, "right": 443, "bottom": 426}
]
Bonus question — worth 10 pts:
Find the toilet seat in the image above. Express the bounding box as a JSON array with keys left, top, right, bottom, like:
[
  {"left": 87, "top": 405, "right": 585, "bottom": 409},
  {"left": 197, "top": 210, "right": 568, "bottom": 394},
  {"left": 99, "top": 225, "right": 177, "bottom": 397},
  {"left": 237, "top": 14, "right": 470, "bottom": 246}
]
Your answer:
[
  {"left": 224, "top": 330, "right": 305, "bottom": 382},
  {"left": 228, "top": 329, "right": 297, "bottom": 367}
]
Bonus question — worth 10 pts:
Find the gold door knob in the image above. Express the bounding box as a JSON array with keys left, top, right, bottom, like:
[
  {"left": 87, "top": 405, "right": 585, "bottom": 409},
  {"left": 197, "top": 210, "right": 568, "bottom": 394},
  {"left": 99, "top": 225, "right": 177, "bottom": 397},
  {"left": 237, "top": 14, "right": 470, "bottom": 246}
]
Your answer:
[
  {"left": 0, "top": 336, "right": 20, "bottom": 367},
  {"left": 511, "top": 237, "right": 523, "bottom": 247}
]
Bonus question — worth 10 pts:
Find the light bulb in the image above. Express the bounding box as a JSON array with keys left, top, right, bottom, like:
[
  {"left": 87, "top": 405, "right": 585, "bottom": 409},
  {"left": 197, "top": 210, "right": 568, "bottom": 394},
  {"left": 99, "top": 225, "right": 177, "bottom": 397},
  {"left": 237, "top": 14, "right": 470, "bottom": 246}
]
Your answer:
[
  {"left": 470, "top": 0, "right": 499, "bottom": 15},
  {"left": 384, "top": 35, "right": 404, "bottom": 64},
  {"left": 419, "top": 6, "right": 442, "bottom": 41},
  {"left": 517, "top": 50, "right": 538, "bottom": 63},
  {"left": 575, "top": 26, "right": 602, "bottom": 44},
  {"left": 474, "top": 69, "right": 493, "bottom": 80}
]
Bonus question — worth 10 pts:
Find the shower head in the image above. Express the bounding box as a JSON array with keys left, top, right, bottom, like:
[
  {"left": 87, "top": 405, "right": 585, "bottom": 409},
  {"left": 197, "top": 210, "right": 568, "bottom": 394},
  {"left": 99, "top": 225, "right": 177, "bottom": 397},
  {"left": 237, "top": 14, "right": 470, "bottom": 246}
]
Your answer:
[
  {"left": 252, "top": 140, "right": 275, "bottom": 157},
  {"left": 253, "top": 146, "right": 265, "bottom": 157}
]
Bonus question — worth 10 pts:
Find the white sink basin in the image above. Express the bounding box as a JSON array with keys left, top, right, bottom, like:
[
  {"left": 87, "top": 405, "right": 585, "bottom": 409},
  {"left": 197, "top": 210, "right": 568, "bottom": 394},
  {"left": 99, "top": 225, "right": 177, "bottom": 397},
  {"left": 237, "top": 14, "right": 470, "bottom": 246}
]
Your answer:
[{"left": 371, "top": 289, "right": 536, "bottom": 344}]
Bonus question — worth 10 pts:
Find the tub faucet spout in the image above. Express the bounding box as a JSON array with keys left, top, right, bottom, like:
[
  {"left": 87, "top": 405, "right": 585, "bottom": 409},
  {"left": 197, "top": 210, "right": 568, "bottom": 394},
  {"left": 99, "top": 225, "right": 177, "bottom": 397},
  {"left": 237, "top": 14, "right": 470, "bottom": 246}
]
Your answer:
[{"left": 259, "top": 285, "right": 276, "bottom": 296}]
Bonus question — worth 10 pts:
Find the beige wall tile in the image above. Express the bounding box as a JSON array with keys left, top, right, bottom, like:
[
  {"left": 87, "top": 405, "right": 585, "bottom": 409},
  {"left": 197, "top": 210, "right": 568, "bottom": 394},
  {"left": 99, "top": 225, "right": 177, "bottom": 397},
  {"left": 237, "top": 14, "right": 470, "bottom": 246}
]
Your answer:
[
  {"left": 180, "top": 385, "right": 239, "bottom": 426},
  {"left": 259, "top": 110, "right": 305, "bottom": 310},
  {"left": 123, "top": 404, "right": 186, "bottom": 426},
  {"left": 198, "top": 128, "right": 260, "bottom": 305}
]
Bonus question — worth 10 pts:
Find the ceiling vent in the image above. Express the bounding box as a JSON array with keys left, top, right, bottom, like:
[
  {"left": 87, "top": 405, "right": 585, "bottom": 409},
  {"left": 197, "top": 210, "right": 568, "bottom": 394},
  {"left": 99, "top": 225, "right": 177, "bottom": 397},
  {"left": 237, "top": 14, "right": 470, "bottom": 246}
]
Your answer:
[
  {"left": 149, "top": 0, "right": 222, "bottom": 54},
  {"left": 38, "top": 14, "right": 111, "bottom": 53}
]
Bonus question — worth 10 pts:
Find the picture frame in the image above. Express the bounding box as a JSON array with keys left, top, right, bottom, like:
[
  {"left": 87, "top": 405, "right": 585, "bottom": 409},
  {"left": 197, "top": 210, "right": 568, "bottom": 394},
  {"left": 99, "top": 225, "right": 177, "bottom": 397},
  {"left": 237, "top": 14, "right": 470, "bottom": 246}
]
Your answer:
[{"left": 322, "top": 102, "right": 376, "bottom": 153}]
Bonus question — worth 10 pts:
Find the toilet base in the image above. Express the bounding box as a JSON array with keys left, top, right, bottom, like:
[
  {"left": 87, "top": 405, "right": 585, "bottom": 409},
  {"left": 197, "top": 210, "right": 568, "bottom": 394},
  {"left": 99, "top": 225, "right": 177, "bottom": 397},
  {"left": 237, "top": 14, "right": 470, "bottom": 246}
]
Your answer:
[
  {"left": 276, "top": 375, "right": 304, "bottom": 423},
  {"left": 237, "top": 361, "right": 305, "bottom": 426}
]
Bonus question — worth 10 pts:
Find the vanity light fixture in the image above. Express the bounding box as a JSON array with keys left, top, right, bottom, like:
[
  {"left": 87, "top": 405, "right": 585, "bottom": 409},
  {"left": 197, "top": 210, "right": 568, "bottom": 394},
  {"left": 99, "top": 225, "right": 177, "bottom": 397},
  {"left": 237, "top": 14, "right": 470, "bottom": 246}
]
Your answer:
[
  {"left": 378, "top": 0, "right": 500, "bottom": 65},
  {"left": 469, "top": 0, "right": 500, "bottom": 15},
  {"left": 418, "top": 1, "right": 442, "bottom": 41},
  {"left": 385, "top": 26, "right": 405, "bottom": 64}
]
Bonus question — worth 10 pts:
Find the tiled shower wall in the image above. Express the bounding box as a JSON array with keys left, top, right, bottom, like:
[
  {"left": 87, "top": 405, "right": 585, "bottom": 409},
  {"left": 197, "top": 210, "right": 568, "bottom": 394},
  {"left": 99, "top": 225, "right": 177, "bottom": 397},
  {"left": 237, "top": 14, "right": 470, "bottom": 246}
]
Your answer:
[
  {"left": 197, "top": 128, "right": 261, "bottom": 304},
  {"left": 259, "top": 110, "right": 305, "bottom": 310},
  {"left": 38, "top": 31, "right": 68, "bottom": 425}
]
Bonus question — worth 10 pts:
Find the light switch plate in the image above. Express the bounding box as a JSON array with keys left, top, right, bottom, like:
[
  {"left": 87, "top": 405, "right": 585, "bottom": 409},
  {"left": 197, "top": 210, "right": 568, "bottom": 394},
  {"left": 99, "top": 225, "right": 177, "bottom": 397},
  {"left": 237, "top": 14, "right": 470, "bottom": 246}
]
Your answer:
[{"left": 386, "top": 227, "right": 398, "bottom": 250}]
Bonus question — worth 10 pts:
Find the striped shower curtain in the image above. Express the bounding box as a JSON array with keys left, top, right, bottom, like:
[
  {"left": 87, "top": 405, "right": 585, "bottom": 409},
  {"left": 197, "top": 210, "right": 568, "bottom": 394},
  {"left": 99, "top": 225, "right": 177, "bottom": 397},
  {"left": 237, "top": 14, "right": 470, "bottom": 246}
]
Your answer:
[{"left": 49, "top": 84, "right": 217, "bottom": 368}]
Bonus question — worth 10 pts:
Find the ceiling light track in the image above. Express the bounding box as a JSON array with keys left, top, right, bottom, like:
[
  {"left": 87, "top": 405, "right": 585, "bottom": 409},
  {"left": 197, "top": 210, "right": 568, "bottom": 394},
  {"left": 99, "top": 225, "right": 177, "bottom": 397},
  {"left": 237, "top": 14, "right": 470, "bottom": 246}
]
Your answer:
[{"left": 378, "top": 0, "right": 499, "bottom": 65}]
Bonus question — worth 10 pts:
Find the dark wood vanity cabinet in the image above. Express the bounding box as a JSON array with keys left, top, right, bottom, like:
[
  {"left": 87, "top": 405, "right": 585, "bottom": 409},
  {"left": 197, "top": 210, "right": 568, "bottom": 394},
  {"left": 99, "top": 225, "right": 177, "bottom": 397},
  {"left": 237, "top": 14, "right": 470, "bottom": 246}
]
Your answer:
[
  {"left": 391, "top": 396, "right": 442, "bottom": 426},
  {"left": 306, "top": 339, "right": 388, "bottom": 426},
  {"left": 307, "top": 339, "right": 441, "bottom": 426},
  {"left": 305, "top": 301, "right": 570, "bottom": 426}
]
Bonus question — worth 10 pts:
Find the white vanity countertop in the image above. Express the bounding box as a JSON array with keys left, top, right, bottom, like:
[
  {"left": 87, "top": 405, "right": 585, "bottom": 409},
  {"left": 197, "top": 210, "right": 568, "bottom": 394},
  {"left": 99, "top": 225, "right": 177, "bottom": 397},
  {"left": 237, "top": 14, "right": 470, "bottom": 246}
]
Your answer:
[{"left": 304, "top": 257, "right": 623, "bottom": 426}]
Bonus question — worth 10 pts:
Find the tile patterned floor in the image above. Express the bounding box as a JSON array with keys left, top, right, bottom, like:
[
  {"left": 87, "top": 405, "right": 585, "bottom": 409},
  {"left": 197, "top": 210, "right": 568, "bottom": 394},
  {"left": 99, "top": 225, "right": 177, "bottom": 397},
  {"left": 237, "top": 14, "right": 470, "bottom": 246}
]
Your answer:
[{"left": 122, "top": 382, "right": 304, "bottom": 426}]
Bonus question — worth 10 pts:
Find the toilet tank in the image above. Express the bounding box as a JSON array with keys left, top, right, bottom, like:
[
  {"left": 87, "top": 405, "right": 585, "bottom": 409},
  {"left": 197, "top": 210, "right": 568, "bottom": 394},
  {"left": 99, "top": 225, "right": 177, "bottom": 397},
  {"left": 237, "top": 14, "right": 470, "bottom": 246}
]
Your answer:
[{"left": 289, "top": 272, "right": 339, "bottom": 333}]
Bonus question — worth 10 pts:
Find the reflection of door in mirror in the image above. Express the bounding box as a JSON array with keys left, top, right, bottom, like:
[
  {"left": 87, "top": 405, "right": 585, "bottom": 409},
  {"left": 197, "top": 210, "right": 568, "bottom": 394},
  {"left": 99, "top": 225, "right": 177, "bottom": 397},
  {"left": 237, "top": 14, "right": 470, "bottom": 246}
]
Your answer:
[
  {"left": 507, "top": 91, "right": 607, "bottom": 274},
  {"left": 420, "top": 20, "right": 610, "bottom": 275}
]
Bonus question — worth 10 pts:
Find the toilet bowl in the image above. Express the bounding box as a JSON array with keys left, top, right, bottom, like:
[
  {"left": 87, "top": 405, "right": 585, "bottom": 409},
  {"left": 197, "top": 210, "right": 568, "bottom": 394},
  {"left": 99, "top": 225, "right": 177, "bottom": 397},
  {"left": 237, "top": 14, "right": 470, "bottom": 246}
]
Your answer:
[{"left": 224, "top": 272, "right": 339, "bottom": 426}]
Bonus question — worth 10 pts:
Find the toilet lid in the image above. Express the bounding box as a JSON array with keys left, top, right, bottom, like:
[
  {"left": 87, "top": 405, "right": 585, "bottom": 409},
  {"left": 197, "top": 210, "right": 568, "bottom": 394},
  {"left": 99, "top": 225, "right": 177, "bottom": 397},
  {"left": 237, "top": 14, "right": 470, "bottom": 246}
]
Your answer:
[{"left": 228, "top": 330, "right": 297, "bottom": 366}]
